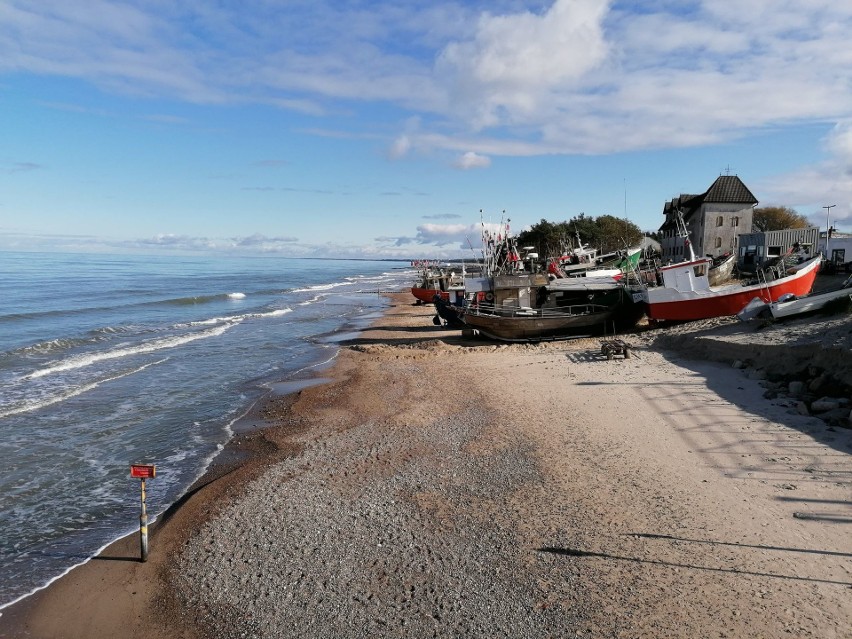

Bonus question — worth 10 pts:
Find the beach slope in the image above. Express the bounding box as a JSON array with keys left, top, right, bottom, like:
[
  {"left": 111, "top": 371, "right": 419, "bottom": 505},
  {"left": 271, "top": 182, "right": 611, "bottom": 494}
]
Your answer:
[{"left": 3, "top": 295, "right": 850, "bottom": 638}]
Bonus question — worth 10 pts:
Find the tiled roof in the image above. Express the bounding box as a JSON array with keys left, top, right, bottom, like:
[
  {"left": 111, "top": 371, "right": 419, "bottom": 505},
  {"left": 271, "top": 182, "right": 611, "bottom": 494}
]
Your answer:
[
  {"left": 658, "top": 176, "right": 758, "bottom": 231},
  {"left": 660, "top": 193, "right": 701, "bottom": 230},
  {"left": 703, "top": 175, "right": 758, "bottom": 205}
]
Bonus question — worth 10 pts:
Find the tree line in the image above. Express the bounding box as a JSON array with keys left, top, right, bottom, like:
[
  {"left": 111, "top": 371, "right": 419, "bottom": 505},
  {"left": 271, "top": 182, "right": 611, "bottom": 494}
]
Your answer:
[
  {"left": 516, "top": 207, "right": 812, "bottom": 258},
  {"left": 515, "top": 213, "right": 644, "bottom": 257}
]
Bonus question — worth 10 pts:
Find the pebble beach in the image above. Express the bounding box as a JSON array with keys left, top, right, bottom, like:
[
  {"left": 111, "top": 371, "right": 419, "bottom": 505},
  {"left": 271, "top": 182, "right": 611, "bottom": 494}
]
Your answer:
[{"left": 2, "top": 292, "right": 851, "bottom": 639}]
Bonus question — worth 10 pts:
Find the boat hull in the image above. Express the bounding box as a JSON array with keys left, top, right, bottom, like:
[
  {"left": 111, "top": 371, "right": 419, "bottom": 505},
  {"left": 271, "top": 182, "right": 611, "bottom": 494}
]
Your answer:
[
  {"left": 770, "top": 287, "right": 852, "bottom": 319},
  {"left": 433, "top": 298, "right": 466, "bottom": 328},
  {"left": 462, "top": 306, "right": 616, "bottom": 342},
  {"left": 411, "top": 286, "right": 443, "bottom": 303},
  {"left": 644, "top": 257, "right": 821, "bottom": 321},
  {"left": 708, "top": 253, "right": 736, "bottom": 286}
]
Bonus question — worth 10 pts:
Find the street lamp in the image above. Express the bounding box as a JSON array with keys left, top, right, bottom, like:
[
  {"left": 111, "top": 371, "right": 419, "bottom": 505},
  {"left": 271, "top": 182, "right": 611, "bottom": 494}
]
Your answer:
[{"left": 823, "top": 204, "right": 836, "bottom": 237}]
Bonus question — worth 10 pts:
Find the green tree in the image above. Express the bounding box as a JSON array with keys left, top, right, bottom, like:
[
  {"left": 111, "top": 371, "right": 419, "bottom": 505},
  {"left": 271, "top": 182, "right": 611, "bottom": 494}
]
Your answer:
[
  {"left": 753, "top": 206, "right": 810, "bottom": 232},
  {"left": 516, "top": 214, "right": 643, "bottom": 257},
  {"left": 593, "top": 215, "right": 644, "bottom": 253}
]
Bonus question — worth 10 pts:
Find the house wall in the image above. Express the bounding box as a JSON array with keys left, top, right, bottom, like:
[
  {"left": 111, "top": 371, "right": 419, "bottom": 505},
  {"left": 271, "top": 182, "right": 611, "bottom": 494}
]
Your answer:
[
  {"left": 737, "top": 226, "right": 819, "bottom": 271},
  {"left": 660, "top": 204, "right": 754, "bottom": 263},
  {"left": 698, "top": 204, "right": 753, "bottom": 258},
  {"left": 660, "top": 224, "right": 691, "bottom": 262},
  {"left": 820, "top": 234, "right": 852, "bottom": 271}
]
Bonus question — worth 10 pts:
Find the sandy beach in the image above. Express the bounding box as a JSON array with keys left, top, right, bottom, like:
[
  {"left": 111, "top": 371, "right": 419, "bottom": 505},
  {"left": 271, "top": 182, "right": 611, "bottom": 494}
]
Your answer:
[{"left": 2, "top": 292, "right": 850, "bottom": 638}]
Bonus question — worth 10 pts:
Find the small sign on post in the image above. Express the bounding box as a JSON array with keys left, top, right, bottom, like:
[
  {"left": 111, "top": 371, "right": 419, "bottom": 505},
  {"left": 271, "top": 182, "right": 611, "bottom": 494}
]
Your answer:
[{"left": 130, "top": 464, "right": 156, "bottom": 562}]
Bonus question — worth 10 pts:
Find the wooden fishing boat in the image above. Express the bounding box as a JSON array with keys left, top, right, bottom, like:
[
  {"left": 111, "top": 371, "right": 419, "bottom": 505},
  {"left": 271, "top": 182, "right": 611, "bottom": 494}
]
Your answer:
[
  {"left": 461, "top": 273, "right": 640, "bottom": 341},
  {"left": 462, "top": 302, "right": 618, "bottom": 342},
  {"left": 707, "top": 252, "right": 736, "bottom": 286}
]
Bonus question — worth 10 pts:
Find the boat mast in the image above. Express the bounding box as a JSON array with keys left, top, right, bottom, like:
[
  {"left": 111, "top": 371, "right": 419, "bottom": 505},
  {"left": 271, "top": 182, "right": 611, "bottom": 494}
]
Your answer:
[{"left": 675, "top": 208, "right": 697, "bottom": 262}]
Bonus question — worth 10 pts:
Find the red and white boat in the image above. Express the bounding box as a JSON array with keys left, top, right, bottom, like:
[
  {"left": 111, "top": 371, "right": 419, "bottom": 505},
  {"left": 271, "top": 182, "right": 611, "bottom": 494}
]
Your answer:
[
  {"left": 639, "top": 254, "right": 822, "bottom": 321},
  {"left": 410, "top": 263, "right": 465, "bottom": 304}
]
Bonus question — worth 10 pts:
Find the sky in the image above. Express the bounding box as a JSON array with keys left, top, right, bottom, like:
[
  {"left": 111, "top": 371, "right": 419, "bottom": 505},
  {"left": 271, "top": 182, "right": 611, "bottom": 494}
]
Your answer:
[{"left": 1, "top": 0, "right": 851, "bottom": 259}]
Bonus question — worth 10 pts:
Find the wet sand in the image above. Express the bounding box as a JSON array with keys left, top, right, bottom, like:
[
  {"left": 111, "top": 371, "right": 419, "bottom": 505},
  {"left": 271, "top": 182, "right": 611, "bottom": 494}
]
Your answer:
[{"left": 2, "top": 293, "right": 850, "bottom": 638}]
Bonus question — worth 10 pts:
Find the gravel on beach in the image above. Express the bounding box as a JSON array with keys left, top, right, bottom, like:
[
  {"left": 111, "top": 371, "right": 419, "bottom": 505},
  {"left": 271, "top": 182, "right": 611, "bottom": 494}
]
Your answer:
[{"left": 166, "top": 297, "right": 852, "bottom": 639}]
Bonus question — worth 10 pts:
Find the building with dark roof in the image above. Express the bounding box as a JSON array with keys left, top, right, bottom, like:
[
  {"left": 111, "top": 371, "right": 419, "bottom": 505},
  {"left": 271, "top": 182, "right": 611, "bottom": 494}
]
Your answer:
[{"left": 658, "top": 175, "right": 758, "bottom": 262}]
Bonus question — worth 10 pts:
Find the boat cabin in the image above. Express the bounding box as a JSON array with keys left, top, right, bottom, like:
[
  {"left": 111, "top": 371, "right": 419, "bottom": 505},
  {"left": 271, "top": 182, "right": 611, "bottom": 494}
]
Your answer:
[{"left": 657, "top": 258, "right": 713, "bottom": 293}]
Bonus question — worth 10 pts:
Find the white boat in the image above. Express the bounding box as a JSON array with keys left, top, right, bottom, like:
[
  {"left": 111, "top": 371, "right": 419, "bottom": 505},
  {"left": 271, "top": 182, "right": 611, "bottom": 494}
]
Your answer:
[{"left": 768, "top": 276, "right": 852, "bottom": 319}]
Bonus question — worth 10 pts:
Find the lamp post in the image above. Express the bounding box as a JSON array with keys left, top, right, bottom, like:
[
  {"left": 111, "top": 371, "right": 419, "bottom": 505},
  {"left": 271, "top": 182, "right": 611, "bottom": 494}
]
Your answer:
[{"left": 823, "top": 204, "right": 836, "bottom": 238}]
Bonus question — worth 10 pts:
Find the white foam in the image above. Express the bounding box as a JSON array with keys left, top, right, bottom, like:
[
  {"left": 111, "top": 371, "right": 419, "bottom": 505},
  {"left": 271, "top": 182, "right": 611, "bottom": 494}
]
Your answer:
[
  {"left": 291, "top": 281, "right": 347, "bottom": 293},
  {"left": 0, "top": 359, "right": 169, "bottom": 418},
  {"left": 298, "top": 294, "right": 324, "bottom": 306},
  {"left": 227, "top": 292, "right": 246, "bottom": 299},
  {"left": 186, "top": 307, "right": 291, "bottom": 327},
  {"left": 26, "top": 324, "right": 234, "bottom": 380}
]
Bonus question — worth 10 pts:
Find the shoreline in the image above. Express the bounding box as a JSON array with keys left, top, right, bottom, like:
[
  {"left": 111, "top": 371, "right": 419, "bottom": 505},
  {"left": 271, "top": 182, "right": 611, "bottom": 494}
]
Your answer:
[
  {"left": 0, "top": 296, "right": 394, "bottom": 637},
  {"left": 0, "top": 293, "right": 385, "bottom": 618},
  {"left": 2, "top": 292, "right": 850, "bottom": 638}
]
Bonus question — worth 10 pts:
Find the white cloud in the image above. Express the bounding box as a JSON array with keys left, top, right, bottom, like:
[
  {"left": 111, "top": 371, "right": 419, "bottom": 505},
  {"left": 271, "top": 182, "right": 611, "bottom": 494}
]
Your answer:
[
  {"left": 5, "top": 0, "right": 852, "bottom": 219},
  {"left": 756, "top": 121, "right": 852, "bottom": 228},
  {"left": 388, "top": 135, "right": 412, "bottom": 160},
  {"left": 454, "top": 151, "right": 491, "bottom": 170},
  {"left": 436, "top": 0, "right": 609, "bottom": 129}
]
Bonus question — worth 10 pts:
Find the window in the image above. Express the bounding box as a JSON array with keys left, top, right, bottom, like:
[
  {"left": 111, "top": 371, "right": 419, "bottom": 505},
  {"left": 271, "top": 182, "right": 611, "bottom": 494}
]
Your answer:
[
  {"left": 732, "top": 217, "right": 739, "bottom": 227},
  {"left": 716, "top": 216, "right": 724, "bottom": 227},
  {"left": 715, "top": 237, "right": 722, "bottom": 248}
]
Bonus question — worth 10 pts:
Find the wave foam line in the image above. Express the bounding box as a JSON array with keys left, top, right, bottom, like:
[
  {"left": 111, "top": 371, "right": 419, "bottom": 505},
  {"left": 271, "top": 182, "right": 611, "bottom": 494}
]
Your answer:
[
  {"left": 297, "top": 295, "right": 324, "bottom": 306},
  {"left": 26, "top": 323, "right": 234, "bottom": 380},
  {"left": 0, "top": 359, "right": 168, "bottom": 419},
  {"left": 186, "top": 307, "right": 291, "bottom": 327},
  {"left": 291, "top": 281, "right": 348, "bottom": 293}
]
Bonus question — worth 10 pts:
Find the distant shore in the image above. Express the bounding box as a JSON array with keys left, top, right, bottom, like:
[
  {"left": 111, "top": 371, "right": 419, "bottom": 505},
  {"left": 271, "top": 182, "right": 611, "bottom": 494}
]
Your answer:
[{"left": 2, "top": 291, "right": 850, "bottom": 638}]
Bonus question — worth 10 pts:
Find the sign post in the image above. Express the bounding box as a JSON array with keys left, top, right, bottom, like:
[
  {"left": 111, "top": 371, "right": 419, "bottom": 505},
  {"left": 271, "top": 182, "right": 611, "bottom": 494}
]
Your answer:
[{"left": 130, "top": 464, "right": 156, "bottom": 562}]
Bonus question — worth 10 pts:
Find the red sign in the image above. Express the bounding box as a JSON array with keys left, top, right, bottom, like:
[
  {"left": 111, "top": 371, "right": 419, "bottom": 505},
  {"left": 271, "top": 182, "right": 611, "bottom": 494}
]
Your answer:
[{"left": 130, "top": 464, "right": 156, "bottom": 479}]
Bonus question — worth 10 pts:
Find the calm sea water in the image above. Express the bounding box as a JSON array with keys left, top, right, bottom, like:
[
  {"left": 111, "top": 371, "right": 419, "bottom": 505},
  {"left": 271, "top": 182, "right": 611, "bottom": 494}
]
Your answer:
[{"left": 0, "top": 251, "right": 411, "bottom": 608}]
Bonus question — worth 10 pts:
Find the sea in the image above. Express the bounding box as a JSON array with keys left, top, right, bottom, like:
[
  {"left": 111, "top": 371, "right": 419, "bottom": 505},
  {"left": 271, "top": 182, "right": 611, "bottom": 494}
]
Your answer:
[{"left": 0, "top": 251, "right": 413, "bottom": 609}]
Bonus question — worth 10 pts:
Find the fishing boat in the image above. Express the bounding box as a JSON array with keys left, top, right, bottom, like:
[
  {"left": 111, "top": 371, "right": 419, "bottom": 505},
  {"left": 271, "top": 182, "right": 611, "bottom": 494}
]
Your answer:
[
  {"left": 410, "top": 263, "right": 465, "bottom": 304},
  {"left": 451, "top": 216, "right": 641, "bottom": 340},
  {"left": 432, "top": 294, "right": 466, "bottom": 328},
  {"left": 638, "top": 210, "right": 822, "bottom": 321},
  {"left": 707, "top": 252, "right": 736, "bottom": 286},
  {"left": 639, "top": 253, "right": 822, "bottom": 321},
  {"left": 768, "top": 275, "right": 852, "bottom": 319},
  {"left": 462, "top": 301, "right": 618, "bottom": 342},
  {"left": 461, "top": 272, "right": 640, "bottom": 342}
]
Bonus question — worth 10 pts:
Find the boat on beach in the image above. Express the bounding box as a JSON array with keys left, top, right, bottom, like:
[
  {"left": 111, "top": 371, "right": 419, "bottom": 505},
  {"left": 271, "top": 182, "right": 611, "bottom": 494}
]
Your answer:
[
  {"left": 768, "top": 274, "right": 852, "bottom": 319},
  {"left": 410, "top": 263, "right": 465, "bottom": 304},
  {"left": 639, "top": 254, "right": 822, "bottom": 321},
  {"left": 707, "top": 252, "right": 736, "bottom": 286},
  {"left": 461, "top": 271, "right": 641, "bottom": 342},
  {"left": 638, "top": 210, "right": 822, "bottom": 321},
  {"left": 462, "top": 301, "right": 619, "bottom": 342}
]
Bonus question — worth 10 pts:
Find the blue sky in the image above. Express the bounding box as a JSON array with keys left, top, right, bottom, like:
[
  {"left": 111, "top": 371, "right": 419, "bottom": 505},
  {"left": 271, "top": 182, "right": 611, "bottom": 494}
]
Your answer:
[{"left": 1, "top": 0, "right": 851, "bottom": 259}]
